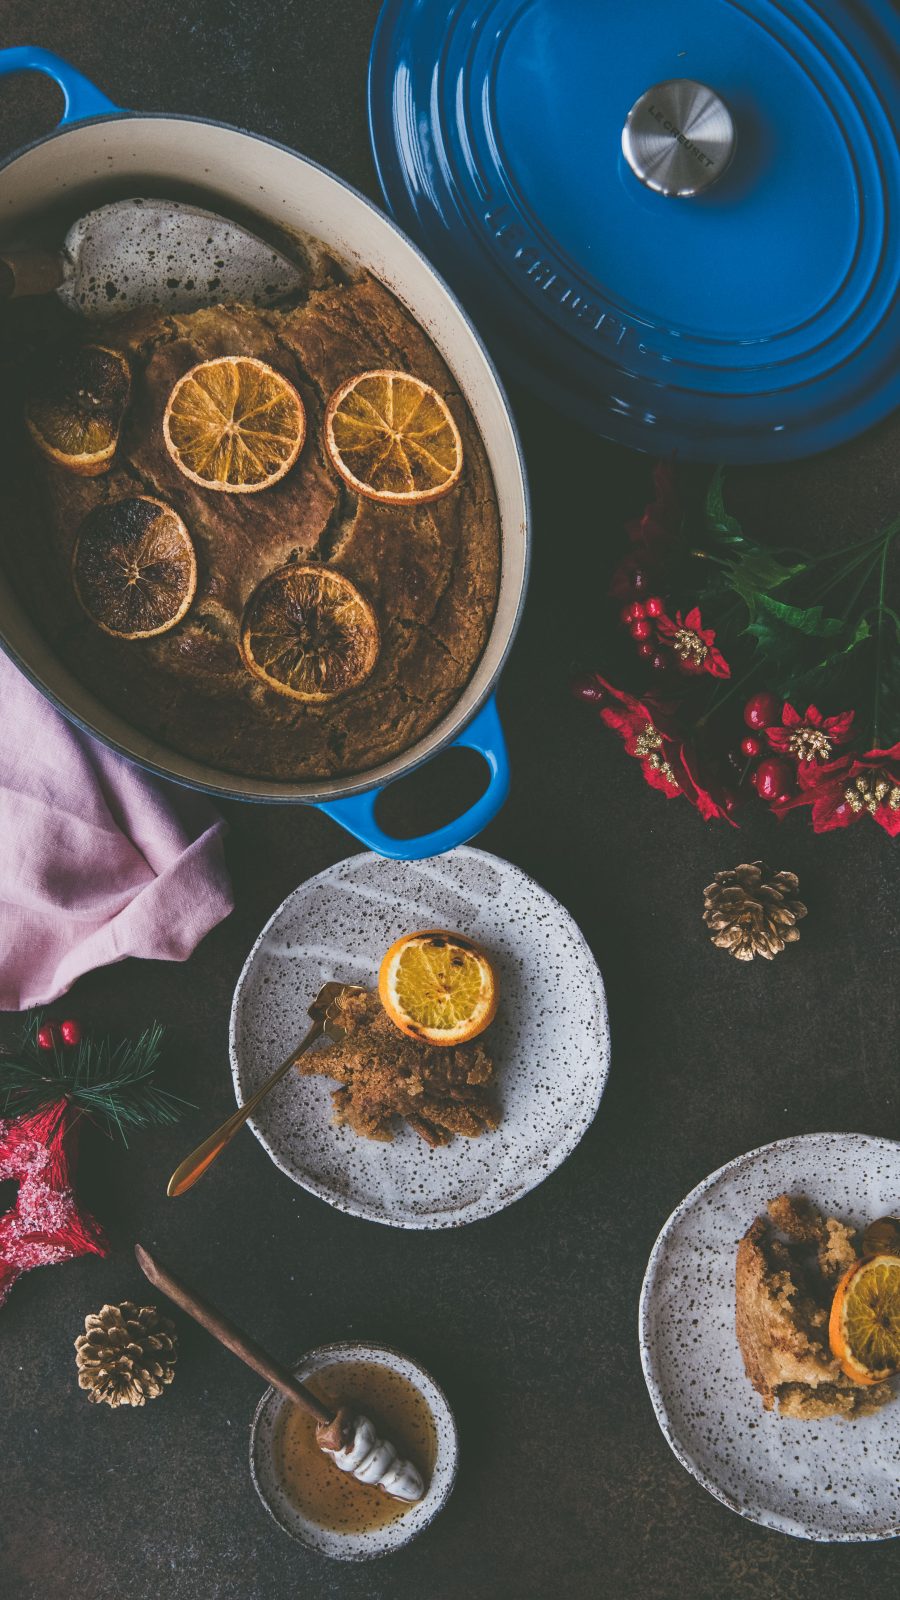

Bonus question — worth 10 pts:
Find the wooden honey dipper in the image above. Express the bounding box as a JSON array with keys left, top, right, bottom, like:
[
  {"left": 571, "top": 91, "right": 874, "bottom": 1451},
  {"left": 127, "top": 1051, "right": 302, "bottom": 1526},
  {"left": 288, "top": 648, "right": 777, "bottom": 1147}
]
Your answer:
[{"left": 134, "top": 1244, "right": 424, "bottom": 1503}]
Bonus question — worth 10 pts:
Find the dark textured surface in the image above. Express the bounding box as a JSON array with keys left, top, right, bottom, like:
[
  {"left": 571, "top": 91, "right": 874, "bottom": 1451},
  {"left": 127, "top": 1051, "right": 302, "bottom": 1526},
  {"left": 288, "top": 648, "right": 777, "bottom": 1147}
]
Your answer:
[{"left": 1, "top": 5, "right": 900, "bottom": 1596}]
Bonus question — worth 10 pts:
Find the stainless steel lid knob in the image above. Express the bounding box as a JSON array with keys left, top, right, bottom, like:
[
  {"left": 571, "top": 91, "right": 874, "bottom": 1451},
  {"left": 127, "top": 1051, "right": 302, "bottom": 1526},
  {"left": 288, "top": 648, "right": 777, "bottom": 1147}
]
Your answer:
[{"left": 622, "top": 79, "right": 736, "bottom": 197}]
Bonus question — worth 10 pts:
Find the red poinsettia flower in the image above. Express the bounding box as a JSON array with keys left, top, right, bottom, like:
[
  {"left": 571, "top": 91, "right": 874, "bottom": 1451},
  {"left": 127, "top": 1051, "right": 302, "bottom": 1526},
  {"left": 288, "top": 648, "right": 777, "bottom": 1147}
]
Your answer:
[
  {"left": 774, "top": 742, "right": 900, "bottom": 836},
  {"left": 609, "top": 459, "right": 681, "bottom": 601},
  {"left": 586, "top": 676, "right": 682, "bottom": 797},
  {"left": 576, "top": 675, "right": 735, "bottom": 822},
  {"left": 766, "top": 703, "right": 854, "bottom": 764},
  {"left": 655, "top": 607, "right": 731, "bottom": 679}
]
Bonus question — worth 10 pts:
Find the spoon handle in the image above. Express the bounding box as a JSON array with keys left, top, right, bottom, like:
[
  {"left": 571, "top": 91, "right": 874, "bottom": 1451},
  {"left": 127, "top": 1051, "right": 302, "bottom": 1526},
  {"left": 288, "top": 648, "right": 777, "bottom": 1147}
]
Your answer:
[
  {"left": 166, "top": 1016, "right": 323, "bottom": 1197},
  {"left": 134, "top": 1243, "right": 332, "bottom": 1426}
]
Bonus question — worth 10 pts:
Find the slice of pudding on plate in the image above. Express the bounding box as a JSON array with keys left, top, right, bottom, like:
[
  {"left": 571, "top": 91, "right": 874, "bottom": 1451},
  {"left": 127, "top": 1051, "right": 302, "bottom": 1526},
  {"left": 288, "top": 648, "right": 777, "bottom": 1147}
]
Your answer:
[
  {"left": 299, "top": 989, "right": 500, "bottom": 1148},
  {"left": 735, "top": 1193, "right": 894, "bottom": 1419}
]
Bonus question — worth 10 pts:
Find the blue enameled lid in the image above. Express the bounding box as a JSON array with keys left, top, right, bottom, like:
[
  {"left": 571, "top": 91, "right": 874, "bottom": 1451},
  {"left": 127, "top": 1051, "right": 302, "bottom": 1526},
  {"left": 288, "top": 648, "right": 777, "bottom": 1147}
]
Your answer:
[{"left": 368, "top": 0, "right": 900, "bottom": 461}]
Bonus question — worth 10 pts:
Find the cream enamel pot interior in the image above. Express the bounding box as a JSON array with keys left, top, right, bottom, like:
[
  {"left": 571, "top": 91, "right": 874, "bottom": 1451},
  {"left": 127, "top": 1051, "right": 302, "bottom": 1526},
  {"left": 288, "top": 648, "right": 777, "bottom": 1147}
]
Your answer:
[{"left": 0, "top": 49, "right": 530, "bottom": 860}]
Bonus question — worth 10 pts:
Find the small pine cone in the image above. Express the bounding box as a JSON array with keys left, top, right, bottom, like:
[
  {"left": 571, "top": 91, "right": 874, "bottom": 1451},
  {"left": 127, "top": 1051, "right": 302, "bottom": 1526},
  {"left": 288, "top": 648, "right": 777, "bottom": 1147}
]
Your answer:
[
  {"left": 75, "top": 1302, "right": 177, "bottom": 1408},
  {"left": 702, "top": 861, "right": 806, "bottom": 962}
]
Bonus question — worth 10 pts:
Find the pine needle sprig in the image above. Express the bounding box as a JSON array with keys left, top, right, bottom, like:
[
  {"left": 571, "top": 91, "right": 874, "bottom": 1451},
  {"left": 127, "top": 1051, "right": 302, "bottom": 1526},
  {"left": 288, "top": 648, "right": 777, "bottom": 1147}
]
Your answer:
[{"left": 0, "top": 1016, "right": 192, "bottom": 1143}]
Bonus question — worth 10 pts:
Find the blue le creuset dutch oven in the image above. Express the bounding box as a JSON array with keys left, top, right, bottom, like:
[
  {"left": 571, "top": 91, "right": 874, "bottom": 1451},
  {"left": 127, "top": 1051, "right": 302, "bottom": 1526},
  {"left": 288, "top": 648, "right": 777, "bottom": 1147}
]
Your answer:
[
  {"left": 369, "top": 0, "right": 900, "bottom": 463},
  {"left": 0, "top": 47, "right": 530, "bottom": 861}
]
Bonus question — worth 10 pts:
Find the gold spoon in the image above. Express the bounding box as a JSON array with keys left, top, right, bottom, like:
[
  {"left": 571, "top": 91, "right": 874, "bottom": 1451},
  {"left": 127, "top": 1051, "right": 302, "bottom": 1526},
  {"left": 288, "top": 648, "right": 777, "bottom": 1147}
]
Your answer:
[{"left": 166, "top": 981, "right": 366, "bottom": 1197}]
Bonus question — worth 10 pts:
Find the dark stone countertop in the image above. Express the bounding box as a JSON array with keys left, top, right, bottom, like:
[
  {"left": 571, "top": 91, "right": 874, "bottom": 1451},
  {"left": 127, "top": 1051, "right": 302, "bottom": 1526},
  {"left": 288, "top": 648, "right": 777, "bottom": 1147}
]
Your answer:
[{"left": 1, "top": 5, "right": 899, "bottom": 1597}]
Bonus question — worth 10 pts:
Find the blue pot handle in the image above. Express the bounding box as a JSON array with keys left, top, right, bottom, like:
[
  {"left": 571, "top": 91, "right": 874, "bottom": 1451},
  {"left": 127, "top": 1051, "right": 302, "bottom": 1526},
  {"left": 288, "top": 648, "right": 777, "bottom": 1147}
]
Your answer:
[
  {"left": 0, "top": 47, "right": 120, "bottom": 125},
  {"left": 317, "top": 694, "right": 510, "bottom": 860}
]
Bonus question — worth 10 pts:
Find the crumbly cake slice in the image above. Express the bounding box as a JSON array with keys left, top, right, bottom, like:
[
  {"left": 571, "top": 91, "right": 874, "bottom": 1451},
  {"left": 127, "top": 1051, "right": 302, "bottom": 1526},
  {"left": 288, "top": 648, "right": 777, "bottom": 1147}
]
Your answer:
[
  {"left": 766, "top": 1193, "right": 858, "bottom": 1283},
  {"left": 299, "top": 988, "right": 500, "bottom": 1147},
  {"left": 735, "top": 1194, "right": 893, "bottom": 1419}
]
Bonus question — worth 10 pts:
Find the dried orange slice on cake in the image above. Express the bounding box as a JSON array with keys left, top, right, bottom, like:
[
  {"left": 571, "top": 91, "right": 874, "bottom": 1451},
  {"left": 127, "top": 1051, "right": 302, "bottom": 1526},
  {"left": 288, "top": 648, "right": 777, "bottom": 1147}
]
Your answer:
[
  {"left": 240, "top": 563, "right": 379, "bottom": 701},
  {"left": 829, "top": 1253, "right": 900, "bottom": 1385},
  {"left": 378, "top": 930, "right": 498, "bottom": 1046},
  {"left": 26, "top": 344, "right": 131, "bottom": 476},
  {"left": 324, "top": 370, "right": 463, "bottom": 504},
  {"left": 72, "top": 495, "right": 197, "bottom": 639},
  {"left": 163, "top": 356, "right": 305, "bottom": 493}
]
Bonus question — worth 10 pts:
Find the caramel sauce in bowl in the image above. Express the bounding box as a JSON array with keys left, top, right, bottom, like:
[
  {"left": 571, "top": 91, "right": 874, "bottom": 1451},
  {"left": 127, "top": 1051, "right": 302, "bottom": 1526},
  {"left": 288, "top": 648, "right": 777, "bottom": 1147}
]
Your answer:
[{"left": 249, "top": 1341, "right": 458, "bottom": 1559}]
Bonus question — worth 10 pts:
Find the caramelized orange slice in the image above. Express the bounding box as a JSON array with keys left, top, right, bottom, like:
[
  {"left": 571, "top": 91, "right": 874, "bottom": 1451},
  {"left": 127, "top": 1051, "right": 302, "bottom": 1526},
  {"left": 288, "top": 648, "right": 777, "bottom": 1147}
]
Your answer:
[
  {"left": 163, "top": 356, "right": 305, "bottom": 493},
  {"left": 829, "top": 1253, "right": 900, "bottom": 1385},
  {"left": 378, "top": 930, "right": 498, "bottom": 1046},
  {"left": 240, "top": 563, "right": 379, "bottom": 701},
  {"left": 324, "top": 370, "right": 462, "bottom": 504},
  {"left": 72, "top": 496, "right": 197, "bottom": 639},
  {"left": 26, "top": 344, "right": 131, "bottom": 476}
]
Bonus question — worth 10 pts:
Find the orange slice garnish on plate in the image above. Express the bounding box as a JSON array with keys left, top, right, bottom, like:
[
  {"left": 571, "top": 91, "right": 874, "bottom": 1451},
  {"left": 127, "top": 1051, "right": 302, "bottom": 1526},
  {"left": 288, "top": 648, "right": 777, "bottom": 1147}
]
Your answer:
[
  {"left": 378, "top": 930, "right": 498, "bottom": 1046},
  {"left": 829, "top": 1253, "right": 900, "bottom": 1385}
]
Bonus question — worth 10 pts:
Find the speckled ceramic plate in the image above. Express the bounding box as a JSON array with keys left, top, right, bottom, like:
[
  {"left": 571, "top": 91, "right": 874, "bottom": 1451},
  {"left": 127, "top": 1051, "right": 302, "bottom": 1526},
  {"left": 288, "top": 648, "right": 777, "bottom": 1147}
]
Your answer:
[
  {"left": 250, "top": 1341, "right": 458, "bottom": 1560},
  {"left": 230, "top": 847, "right": 609, "bottom": 1227},
  {"left": 640, "top": 1133, "right": 900, "bottom": 1542}
]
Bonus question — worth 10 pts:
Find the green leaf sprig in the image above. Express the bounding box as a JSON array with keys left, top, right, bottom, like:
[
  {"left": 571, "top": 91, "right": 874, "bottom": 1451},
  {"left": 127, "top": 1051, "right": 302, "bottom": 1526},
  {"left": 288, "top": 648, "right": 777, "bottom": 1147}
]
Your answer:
[
  {"left": 693, "top": 470, "right": 900, "bottom": 744},
  {"left": 0, "top": 1015, "right": 191, "bottom": 1143}
]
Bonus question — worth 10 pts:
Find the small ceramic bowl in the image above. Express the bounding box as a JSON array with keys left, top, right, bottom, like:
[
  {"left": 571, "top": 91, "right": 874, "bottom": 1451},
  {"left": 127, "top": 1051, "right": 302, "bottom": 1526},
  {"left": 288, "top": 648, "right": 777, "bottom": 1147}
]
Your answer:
[{"left": 250, "top": 1340, "right": 458, "bottom": 1560}]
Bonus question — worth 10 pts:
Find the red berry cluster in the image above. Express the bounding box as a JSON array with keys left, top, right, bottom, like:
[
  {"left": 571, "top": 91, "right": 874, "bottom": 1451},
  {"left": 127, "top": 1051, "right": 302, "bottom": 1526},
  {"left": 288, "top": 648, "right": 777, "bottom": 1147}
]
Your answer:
[
  {"left": 741, "top": 692, "right": 793, "bottom": 803},
  {"left": 619, "top": 580, "right": 667, "bottom": 673},
  {"left": 37, "top": 1018, "right": 82, "bottom": 1051}
]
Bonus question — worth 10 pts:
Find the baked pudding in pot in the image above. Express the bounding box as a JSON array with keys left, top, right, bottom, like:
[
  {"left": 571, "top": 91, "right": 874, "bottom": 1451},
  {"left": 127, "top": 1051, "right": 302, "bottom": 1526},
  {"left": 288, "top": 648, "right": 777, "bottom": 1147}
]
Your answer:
[{"left": 2, "top": 265, "right": 500, "bottom": 783}]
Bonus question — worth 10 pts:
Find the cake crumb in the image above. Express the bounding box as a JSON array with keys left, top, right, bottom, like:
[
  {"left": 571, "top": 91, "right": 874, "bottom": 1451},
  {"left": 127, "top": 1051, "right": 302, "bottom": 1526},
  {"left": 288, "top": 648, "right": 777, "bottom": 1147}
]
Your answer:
[{"left": 299, "top": 989, "right": 500, "bottom": 1147}]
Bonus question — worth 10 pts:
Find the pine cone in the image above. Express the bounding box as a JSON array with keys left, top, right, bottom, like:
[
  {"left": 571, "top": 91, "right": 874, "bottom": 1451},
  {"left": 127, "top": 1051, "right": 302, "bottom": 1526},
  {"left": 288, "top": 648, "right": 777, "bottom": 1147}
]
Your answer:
[
  {"left": 702, "top": 861, "right": 806, "bottom": 961},
  {"left": 75, "top": 1302, "right": 177, "bottom": 1407}
]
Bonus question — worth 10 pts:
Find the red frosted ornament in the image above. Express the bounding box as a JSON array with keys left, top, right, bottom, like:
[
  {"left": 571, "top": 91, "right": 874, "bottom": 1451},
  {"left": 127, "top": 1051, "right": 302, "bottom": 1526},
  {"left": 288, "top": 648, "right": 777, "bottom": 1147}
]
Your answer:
[
  {"left": 637, "top": 641, "right": 655, "bottom": 659},
  {"left": 0, "top": 1105, "right": 107, "bottom": 1309},
  {"left": 36, "top": 1023, "right": 59, "bottom": 1052},
  {"left": 644, "top": 596, "right": 664, "bottom": 617},
  {"left": 754, "top": 756, "right": 792, "bottom": 801},
  {"left": 631, "top": 618, "right": 652, "bottom": 641},
  {"left": 60, "top": 1020, "right": 82, "bottom": 1047},
  {"left": 740, "top": 735, "right": 762, "bottom": 758},
  {"left": 743, "top": 691, "right": 781, "bottom": 731}
]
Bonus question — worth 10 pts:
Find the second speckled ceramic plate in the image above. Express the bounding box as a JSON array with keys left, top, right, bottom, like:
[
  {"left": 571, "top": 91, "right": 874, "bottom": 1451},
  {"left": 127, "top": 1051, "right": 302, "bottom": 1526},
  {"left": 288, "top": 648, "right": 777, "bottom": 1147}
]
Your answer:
[
  {"left": 640, "top": 1133, "right": 900, "bottom": 1542},
  {"left": 230, "top": 848, "right": 609, "bottom": 1227}
]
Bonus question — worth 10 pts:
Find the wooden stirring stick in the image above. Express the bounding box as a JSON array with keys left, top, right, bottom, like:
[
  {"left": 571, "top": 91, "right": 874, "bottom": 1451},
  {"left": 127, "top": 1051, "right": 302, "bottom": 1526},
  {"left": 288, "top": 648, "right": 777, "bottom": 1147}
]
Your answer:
[
  {"left": 135, "top": 1243, "right": 332, "bottom": 1422},
  {"left": 134, "top": 1244, "right": 425, "bottom": 1502}
]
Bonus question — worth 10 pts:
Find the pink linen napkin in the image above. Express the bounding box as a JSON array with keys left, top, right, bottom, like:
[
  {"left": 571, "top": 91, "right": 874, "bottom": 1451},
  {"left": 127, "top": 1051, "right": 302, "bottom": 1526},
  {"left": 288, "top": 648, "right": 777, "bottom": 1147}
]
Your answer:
[{"left": 0, "top": 652, "right": 234, "bottom": 1011}]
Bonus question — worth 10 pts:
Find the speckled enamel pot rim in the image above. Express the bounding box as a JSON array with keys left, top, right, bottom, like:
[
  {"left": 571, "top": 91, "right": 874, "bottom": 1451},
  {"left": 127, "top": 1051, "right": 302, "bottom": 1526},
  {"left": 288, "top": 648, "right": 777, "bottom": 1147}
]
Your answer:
[
  {"left": 229, "top": 846, "right": 611, "bottom": 1228},
  {"left": 639, "top": 1132, "right": 900, "bottom": 1543},
  {"left": 249, "top": 1340, "right": 459, "bottom": 1561}
]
